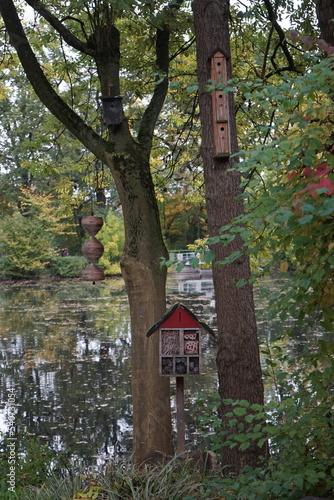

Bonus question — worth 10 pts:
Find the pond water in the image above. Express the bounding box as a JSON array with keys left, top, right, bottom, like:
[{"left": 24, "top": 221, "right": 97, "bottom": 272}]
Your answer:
[{"left": 0, "top": 274, "right": 324, "bottom": 468}]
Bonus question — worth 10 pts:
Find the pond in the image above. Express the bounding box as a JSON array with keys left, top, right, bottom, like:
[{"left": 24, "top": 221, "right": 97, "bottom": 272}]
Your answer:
[{"left": 0, "top": 273, "right": 324, "bottom": 468}]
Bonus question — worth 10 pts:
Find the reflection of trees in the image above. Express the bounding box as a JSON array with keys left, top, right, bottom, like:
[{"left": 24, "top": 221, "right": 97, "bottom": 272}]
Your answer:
[
  {"left": 5, "top": 278, "right": 322, "bottom": 463},
  {"left": 0, "top": 279, "right": 132, "bottom": 465},
  {"left": 5, "top": 344, "right": 132, "bottom": 465}
]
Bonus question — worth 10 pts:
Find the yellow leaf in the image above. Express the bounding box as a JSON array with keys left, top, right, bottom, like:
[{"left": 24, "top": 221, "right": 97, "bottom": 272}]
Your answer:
[
  {"left": 280, "top": 261, "right": 289, "bottom": 273},
  {"left": 328, "top": 242, "right": 334, "bottom": 251}
]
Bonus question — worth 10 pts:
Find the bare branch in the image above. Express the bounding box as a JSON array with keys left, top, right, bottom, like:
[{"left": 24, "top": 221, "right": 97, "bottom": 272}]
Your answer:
[{"left": 262, "top": 0, "right": 300, "bottom": 77}]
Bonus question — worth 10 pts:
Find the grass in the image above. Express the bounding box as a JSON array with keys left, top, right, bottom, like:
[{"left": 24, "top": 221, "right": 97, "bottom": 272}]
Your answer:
[{"left": 16, "top": 459, "right": 204, "bottom": 500}]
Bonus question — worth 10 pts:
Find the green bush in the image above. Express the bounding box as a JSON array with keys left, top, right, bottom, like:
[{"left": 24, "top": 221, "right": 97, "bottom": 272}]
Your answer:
[
  {"left": 17, "top": 460, "right": 201, "bottom": 500},
  {"left": 196, "top": 339, "right": 334, "bottom": 499},
  {"left": 0, "top": 212, "right": 56, "bottom": 278},
  {"left": 48, "top": 255, "right": 87, "bottom": 277},
  {"left": 0, "top": 434, "right": 69, "bottom": 493}
]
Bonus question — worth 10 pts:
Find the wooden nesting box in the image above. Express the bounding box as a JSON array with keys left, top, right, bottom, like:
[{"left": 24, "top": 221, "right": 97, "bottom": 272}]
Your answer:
[
  {"left": 210, "top": 49, "right": 231, "bottom": 158},
  {"left": 100, "top": 95, "right": 123, "bottom": 126},
  {"left": 146, "top": 303, "right": 215, "bottom": 377}
]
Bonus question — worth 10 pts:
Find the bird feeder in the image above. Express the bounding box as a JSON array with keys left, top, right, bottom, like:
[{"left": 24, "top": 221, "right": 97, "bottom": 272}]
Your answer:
[
  {"left": 146, "top": 303, "right": 215, "bottom": 453},
  {"left": 81, "top": 216, "right": 105, "bottom": 282},
  {"left": 100, "top": 95, "right": 123, "bottom": 126},
  {"left": 210, "top": 49, "right": 231, "bottom": 158}
]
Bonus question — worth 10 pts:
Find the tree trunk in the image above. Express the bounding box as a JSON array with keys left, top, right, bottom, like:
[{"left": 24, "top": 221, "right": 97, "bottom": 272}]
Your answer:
[
  {"left": 105, "top": 141, "right": 173, "bottom": 465},
  {"left": 192, "top": 0, "right": 267, "bottom": 472},
  {"left": 315, "top": 0, "right": 334, "bottom": 45}
]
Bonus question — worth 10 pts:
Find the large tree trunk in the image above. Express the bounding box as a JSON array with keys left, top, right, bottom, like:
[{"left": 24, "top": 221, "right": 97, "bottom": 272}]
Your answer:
[
  {"left": 315, "top": 0, "right": 334, "bottom": 45},
  {"left": 105, "top": 140, "right": 173, "bottom": 464},
  {"left": 192, "top": 0, "right": 267, "bottom": 472}
]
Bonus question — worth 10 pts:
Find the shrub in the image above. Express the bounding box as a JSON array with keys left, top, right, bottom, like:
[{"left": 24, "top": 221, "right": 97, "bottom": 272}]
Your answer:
[
  {"left": 0, "top": 433, "right": 69, "bottom": 492},
  {"left": 196, "top": 339, "right": 334, "bottom": 499},
  {"left": 48, "top": 255, "right": 87, "bottom": 277},
  {"left": 0, "top": 212, "right": 56, "bottom": 278},
  {"left": 17, "top": 460, "right": 201, "bottom": 500}
]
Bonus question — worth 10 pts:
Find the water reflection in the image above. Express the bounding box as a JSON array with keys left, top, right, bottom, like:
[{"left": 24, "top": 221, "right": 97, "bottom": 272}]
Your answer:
[
  {"left": 0, "top": 274, "right": 326, "bottom": 468},
  {"left": 0, "top": 276, "right": 219, "bottom": 467}
]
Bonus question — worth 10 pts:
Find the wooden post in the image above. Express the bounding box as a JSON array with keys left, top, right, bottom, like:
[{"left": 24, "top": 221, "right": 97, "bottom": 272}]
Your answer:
[{"left": 176, "top": 376, "right": 185, "bottom": 454}]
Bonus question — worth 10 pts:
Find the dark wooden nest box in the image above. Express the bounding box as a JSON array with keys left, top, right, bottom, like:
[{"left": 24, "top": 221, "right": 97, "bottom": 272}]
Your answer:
[
  {"left": 146, "top": 303, "right": 215, "bottom": 377},
  {"left": 100, "top": 95, "right": 123, "bottom": 126}
]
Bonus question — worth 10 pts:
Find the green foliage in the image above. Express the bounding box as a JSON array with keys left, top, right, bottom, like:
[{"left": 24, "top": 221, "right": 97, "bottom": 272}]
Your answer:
[
  {"left": 191, "top": 54, "right": 334, "bottom": 332},
  {"left": 92, "top": 211, "right": 124, "bottom": 275},
  {"left": 17, "top": 460, "right": 200, "bottom": 500},
  {"left": 48, "top": 256, "right": 87, "bottom": 278},
  {"left": 237, "top": 55, "right": 334, "bottom": 330},
  {"left": 0, "top": 212, "right": 56, "bottom": 278},
  {"left": 0, "top": 478, "right": 23, "bottom": 499},
  {"left": 0, "top": 188, "right": 75, "bottom": 278},
  {"left": 160, "top": 192, "right": 207, "bottom": 250},
  {"left": 0, "top": 434, "right": 69, "bottom": 492},
  {"left": 196, "top": 339, "right": 334, "bottom": 499}
]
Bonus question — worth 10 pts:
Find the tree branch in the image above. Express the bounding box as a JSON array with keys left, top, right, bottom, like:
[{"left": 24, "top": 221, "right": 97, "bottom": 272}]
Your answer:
[
  {"left": 137, "top": 0, "right": 184, "bottom": 154},
  {"left": 24, "top": 0, "right": 95, "bottom": 56},
  {"left": 0, "top": 0, "right": 106, "bottom": 162},
  {"left": 262, "top": 0, "right": 299, "bottom": 77},
  {"left": 137, "top": 23, "right": 170, "bottom": 154}
]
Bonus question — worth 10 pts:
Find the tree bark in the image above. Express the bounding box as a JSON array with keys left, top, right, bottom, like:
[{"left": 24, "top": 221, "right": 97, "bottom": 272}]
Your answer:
[
  {"left": 192, "top": 0, "right": 267, "bottom": 471},
  {"left": 105, "top": 141, "right": 174, "bottom": 464},
  {"left": 0, "top": 0, "right": 174, "bottom": 464},
  {"left": 315, "top": 0, "right": 334, "bottom": 45}
]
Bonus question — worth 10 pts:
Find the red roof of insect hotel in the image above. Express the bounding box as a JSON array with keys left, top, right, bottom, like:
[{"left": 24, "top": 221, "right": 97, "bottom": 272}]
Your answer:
[{"left": 146, "top": 303, "right": 215, "bottom": 337}]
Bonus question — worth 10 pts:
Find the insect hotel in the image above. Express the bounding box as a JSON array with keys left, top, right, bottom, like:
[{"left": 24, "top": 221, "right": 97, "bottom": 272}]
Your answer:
[{"left": 146, "top": 303, "right": 215, "bottom": 453}]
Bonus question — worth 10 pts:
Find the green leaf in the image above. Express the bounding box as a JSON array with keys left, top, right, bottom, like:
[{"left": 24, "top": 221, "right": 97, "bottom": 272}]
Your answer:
[
  {"left": 276, "top": 210, "right": 292, "bottom": 223},
  {"left": 208, "top": 235, "right": 221, "bottom": 245},
  {"left": 233, "top": 407, "right": 247, "bottom": 416},
  {"left": 189, "top": 256, "right": 200, "bottom": 268},
  {"left": 220, "top": 233, "right": 236, "bottom": 245},
  {"left": 301, "top": 203, "right": 315, "bottom": 213},
  {"left": 236, "top": 278, "right": 247, "bottom": 288},
  {"left": 318, "top": 198, "right": 334, "bottom": 216},
  {"left": 235, "top": 433, "right": 248, "bottom": 443},
  {"left": 250, "top": 403, "right": 264, "bottom": 412},
  {"left": 175, "top": 262, "right": 185, "bottom": 272},
  {"left": 169, "top": 81, "right": 180, "bottom": 90},
  {"left": 187, "top": 84, "right": 199, "bottom": 93},
  {"left": 203, "top": 250, "right": 215, "bottom": 264},
  {"left": 298, "top": 214, "right": 313, "bottom": 225}
]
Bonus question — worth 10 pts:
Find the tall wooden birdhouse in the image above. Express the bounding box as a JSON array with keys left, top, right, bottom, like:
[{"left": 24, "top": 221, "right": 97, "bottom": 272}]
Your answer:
[
  {"left": 146, "top": 303, "right": 215, "bottom": 377},
  {"left": 210, "top": 49, "right": 231, "bottom": 158}
]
